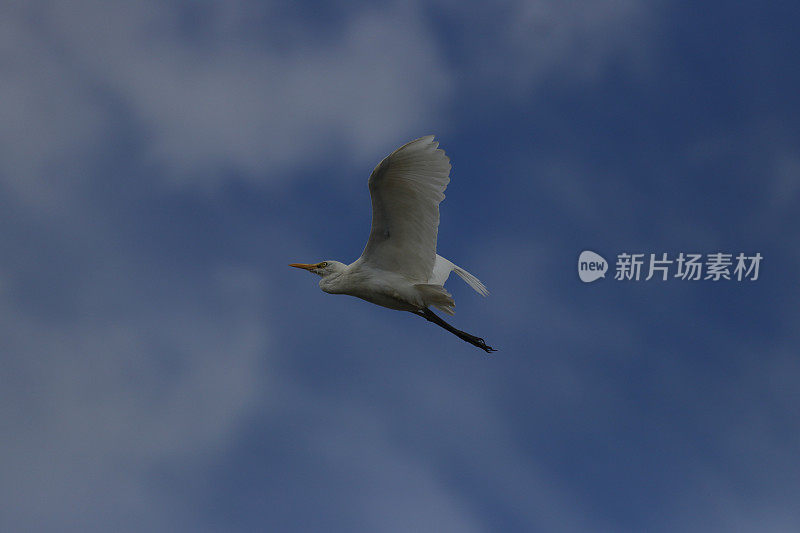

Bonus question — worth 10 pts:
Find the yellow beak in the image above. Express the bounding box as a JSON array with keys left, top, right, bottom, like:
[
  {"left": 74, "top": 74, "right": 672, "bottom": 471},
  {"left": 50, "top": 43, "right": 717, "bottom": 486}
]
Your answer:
[{"left": 289, "top": 263, "right": 317, "bottom": 271}]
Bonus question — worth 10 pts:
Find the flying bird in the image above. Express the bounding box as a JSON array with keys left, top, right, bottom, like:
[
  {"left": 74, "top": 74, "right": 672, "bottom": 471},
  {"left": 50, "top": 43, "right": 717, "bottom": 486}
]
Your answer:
[{"left": 290, "top": 136, "right": 495, "bottom": 353}]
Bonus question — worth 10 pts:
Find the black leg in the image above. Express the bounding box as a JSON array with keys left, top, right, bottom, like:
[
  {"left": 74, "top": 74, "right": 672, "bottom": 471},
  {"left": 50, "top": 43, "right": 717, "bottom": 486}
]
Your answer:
[{"left": 415, "top": 308, "right": 497, "bottom": 354}]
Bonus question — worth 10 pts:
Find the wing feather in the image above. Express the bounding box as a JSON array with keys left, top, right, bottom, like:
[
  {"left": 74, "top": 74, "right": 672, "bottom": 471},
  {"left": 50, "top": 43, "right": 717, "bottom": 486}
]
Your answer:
[{"left": 359, "top": 136, "right": 451, "bottom": 281}]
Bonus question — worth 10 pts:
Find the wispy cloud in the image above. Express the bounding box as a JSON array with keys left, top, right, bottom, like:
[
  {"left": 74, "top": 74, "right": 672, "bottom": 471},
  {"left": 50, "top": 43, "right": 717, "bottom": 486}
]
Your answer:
[
  {"left": 0, "top": 261, "right": 267, "bottom": 531},
  {"left": 433, "top": 0, "right": 650, "bottom": 97},
  {"left": 2, "top": 1, "right": 451, "bottom": 196}
]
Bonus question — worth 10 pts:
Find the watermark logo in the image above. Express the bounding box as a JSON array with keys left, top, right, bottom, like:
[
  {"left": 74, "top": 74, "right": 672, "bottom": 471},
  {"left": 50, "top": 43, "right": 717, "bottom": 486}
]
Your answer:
[
  {"left": 578, "top": 251, "right": 762, "bottom": 282},
  {"left": 578, "top": 250, "right": 608, "bottom": 283}
]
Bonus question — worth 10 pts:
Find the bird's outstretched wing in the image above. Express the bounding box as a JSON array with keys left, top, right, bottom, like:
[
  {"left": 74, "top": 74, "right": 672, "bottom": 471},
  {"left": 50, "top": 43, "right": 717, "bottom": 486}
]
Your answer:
[{"left": 359, "top": 136, "right": 451, "bottom": 281}]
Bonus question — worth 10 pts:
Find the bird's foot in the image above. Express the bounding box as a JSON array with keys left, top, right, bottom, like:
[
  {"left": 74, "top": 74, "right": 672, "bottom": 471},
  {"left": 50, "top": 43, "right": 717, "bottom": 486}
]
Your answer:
[
  {"left": 469, "top": 335, "right": 497, "bottom": 354},
  {"left": 457, "top": 329, "right": 496, "bottom": 353}
]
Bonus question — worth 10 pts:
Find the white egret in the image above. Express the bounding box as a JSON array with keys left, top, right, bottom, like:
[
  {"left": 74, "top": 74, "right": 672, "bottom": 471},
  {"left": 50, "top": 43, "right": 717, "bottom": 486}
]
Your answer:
[{"left": 291, "top": 136, "right": 495, "bottom": 353}]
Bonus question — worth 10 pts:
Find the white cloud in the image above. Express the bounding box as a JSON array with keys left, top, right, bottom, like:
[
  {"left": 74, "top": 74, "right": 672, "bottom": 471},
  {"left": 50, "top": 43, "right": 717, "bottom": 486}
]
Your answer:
[
  {"left": 0, "top": 14, "right": 108, "bottom": 212},
  {"left": 507, "top": 0, "right": 649, "bottom": 80},
  {"left": 0, "top": 0, "right": 451, "bottom": 196},
  {"left": 0, "top": 262, "right": 267, "bottom": 531},
  {"left": 436, "top": 0, "right": 650, "bottom": 95}
]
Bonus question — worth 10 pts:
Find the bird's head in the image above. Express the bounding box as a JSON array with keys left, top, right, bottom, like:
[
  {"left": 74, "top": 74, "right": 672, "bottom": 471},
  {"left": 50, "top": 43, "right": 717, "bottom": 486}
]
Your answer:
[{"left": 289, "top": 260, "right": 346, "bottom": 278}]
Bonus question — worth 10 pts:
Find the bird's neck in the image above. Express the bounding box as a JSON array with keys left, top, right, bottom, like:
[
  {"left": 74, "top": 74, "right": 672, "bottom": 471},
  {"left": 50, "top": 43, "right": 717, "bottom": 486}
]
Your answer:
[{"left": 319, "top": 269, "right": 346, "bottom": 294}]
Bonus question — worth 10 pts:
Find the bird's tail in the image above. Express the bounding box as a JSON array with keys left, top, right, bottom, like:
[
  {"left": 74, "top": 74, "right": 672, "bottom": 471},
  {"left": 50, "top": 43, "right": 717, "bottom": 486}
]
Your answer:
[
  {"left": 415, "top": 284, "right": 455, "bottom": 315},
  {"left": 452, "top": 266, "right": 489, "bottom": 296}
]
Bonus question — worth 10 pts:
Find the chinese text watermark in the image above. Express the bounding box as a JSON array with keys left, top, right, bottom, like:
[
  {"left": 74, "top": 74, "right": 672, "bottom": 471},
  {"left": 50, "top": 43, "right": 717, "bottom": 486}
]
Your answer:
[{"left": 579, "top": 251, "right": 762, "bottom": 283}]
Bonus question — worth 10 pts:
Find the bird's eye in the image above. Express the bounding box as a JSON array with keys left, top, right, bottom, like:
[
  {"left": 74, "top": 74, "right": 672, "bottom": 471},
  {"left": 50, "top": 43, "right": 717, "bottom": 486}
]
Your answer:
[{"left": 319, "top": 262, "right": 328, "bottom": 268}]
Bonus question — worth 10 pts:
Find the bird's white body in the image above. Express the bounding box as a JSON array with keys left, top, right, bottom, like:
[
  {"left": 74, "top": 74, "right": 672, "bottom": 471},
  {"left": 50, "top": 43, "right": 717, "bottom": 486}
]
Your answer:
[
  {"left": 317, "top": 254, "right": 488, "bottom": 314},
  {"left": 319, "top": 259, "right": 421, "bottom": 312},
  {"left": 291, "top": 135, "right": 494, "bottom": 351}
]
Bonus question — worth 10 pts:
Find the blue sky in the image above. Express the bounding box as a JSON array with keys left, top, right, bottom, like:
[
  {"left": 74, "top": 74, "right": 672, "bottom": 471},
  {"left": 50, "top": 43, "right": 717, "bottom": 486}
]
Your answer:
[{"left": 2, "top": 1, "right": 799, "bottom": 531}]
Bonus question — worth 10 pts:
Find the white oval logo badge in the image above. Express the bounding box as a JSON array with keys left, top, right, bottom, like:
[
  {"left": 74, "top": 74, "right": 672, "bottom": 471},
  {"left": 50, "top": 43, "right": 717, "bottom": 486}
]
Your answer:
[{"left": 578, "top": 250, "right": 608, "bottom": 283}]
